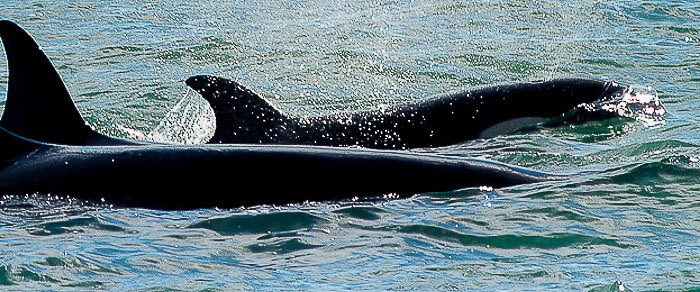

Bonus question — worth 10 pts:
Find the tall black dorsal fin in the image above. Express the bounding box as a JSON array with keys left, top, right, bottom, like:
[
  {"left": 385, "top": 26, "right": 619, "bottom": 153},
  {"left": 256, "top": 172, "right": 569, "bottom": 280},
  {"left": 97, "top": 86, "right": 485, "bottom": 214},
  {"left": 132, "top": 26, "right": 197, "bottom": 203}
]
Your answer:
[
  {"left": 186, "top": 75, "right": 289, "bottom": 144},
  {"left": 0, "top": 20, "right": 107, "bottom": 144}
]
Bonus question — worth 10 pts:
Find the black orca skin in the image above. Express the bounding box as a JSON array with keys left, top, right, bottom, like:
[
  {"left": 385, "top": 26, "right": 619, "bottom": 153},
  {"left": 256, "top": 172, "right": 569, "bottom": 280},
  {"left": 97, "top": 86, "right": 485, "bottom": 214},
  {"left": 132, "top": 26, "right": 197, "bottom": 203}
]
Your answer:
[
  {"left": 187, "top": 75, "right": 628, "bottom": 149},
  {"left": 0, "top": 20, "right": 563, "bottom": 210},
  {"left": 0, "top": 128, "right": 558, "bottom": 210}
]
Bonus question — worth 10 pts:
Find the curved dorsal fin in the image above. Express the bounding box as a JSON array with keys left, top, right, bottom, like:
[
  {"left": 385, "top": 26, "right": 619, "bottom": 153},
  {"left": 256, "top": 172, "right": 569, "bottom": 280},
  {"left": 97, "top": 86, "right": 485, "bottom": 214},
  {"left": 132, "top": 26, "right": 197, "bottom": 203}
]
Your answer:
[
  {"left": 186, "top": 75, "right": 288, "bottom": 144},
  {"left": 0, "top": 20, "right": 107, "bottom": 144}
]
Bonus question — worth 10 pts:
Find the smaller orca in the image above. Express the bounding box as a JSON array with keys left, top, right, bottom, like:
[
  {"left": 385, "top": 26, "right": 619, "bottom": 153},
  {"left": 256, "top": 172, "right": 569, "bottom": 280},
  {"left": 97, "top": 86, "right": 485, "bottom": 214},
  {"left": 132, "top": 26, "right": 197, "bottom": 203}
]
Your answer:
[
  {"left": 186, "top": 75, "right": 631, "bottom": 149},
  {"left": 0, "top": 20, "right": 565, "bottom": 210}
]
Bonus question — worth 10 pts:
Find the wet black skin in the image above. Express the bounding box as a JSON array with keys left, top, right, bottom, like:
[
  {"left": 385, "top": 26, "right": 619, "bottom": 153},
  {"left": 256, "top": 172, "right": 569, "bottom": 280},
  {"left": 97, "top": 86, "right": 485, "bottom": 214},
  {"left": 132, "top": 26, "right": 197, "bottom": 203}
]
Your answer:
[
  {"left": 187, "top": 76, "right": 627, "bottom": 149},
  {"left": 0, "top": 20, "right": 564, "bottom": 210},
  {"left": 0, "top": 127, "right": 560, "bottom": 210}
]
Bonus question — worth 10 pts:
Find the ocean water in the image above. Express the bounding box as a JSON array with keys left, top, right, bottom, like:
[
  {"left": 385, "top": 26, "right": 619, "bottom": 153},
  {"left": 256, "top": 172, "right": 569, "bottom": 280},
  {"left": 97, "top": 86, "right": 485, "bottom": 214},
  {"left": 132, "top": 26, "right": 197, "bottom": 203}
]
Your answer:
[{"left": 0, "top": 0, "right": 699, "bottom": 290}]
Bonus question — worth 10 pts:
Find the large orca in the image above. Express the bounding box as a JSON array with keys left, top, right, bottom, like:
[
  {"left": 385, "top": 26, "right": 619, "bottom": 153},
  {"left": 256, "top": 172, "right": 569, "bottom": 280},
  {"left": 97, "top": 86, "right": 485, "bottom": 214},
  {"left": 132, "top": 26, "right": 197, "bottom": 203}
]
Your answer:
[
  {"left": 0, "top": 20, "right": 563, "bottom": 210},
  {"left": 186, "top": 75, "right": 631, "bottom": 149}
]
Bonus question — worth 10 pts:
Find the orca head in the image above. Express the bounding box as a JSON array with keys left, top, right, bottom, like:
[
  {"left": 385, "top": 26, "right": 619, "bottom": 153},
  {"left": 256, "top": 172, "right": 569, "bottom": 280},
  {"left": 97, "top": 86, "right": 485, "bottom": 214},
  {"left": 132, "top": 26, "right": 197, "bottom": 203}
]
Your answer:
[{"left": 186, "top": 75, "right": 288, "bottom": 144}]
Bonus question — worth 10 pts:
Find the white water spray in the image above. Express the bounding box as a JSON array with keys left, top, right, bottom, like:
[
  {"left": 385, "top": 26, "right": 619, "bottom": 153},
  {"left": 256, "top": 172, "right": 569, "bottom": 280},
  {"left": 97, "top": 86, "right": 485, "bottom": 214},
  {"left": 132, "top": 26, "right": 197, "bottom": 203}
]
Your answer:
[
  {"left": 148, "top": 88, "right": 216, "bottom": 144},
  {"left": 584, "top": 84, "right": 667, "bottom": 127}
]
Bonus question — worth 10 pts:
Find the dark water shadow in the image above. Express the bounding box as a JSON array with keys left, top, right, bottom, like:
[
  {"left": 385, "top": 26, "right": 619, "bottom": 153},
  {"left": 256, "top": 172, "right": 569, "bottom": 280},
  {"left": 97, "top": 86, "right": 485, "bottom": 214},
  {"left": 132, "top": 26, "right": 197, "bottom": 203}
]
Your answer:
[{"left": 187, "top": 211, "right": 327, "bottom": 236}]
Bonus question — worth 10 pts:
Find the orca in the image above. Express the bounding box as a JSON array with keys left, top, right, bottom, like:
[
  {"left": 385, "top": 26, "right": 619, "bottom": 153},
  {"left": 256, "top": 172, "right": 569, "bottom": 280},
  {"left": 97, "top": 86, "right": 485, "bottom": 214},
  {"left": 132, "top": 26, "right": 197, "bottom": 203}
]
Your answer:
[
  {"left": 0, "top": 20, "right": 564, "bottom": 210},
  {"left": 186, "top": 75, "right": 630, "bottom": 149}
]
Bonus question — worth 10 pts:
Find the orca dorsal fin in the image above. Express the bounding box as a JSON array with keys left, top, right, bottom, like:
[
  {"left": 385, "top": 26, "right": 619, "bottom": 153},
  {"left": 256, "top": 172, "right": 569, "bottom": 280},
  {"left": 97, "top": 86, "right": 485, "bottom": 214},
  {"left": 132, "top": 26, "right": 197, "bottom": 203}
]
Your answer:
[
  {"left": 0, "top": 20, "right": 106, "bottom": 145},
  {"left": 186, "top": 75, "right": 289, "bottom": 144}
]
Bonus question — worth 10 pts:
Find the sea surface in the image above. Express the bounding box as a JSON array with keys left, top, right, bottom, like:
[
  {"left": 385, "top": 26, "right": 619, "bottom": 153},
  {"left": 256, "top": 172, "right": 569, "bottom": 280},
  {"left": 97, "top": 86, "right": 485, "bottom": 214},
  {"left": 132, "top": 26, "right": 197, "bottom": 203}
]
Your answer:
[{"left": 0, "top": 0, "right": 699, "bottom": 290}]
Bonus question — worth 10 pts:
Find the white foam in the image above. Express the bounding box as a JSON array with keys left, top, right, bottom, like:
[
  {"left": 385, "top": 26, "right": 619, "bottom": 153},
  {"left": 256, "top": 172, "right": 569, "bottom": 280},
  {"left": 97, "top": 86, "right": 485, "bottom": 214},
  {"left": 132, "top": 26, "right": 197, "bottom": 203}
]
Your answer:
[{"left": 587, "top": 84, "right": 667, "bottom": 127}]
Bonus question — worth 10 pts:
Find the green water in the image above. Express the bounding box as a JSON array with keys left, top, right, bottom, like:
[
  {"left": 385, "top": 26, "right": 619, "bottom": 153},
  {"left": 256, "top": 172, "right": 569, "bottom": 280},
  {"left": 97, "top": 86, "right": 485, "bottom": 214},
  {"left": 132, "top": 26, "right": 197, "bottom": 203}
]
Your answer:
[{"left": 0, "top": 0, "right": 698, "bottom": 290}]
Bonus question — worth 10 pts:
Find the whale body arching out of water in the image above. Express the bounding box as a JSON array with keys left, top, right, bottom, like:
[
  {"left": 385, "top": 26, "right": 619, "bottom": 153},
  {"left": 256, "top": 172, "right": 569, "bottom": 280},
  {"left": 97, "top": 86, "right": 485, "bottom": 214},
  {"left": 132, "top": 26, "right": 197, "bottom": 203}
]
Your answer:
[{"left": 187, "top": 75, "right": 631, "bottom": 149}]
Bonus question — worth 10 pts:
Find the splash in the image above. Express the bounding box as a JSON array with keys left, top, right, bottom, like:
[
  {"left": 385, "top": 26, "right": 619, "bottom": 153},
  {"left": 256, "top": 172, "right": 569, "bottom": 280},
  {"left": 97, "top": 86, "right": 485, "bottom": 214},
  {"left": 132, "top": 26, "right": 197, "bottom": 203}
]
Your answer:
[
  {"left": 148, "top": 88, "right": 216, "bottom": 144},
  {"left": 584, "top": 84, "right": 667, "bottom": 127}
]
